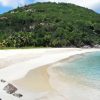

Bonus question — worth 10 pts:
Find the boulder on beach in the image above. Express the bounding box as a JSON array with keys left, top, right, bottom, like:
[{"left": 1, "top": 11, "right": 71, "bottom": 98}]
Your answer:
[
  {"left": 3, "top": 83, "right": 17, "bottom": 94},
  {"left": 13, "top": 93, "right": 23, "bottom": 98},
  {"left": 0, "top": 79, "right": 6, "bottom": 83}
]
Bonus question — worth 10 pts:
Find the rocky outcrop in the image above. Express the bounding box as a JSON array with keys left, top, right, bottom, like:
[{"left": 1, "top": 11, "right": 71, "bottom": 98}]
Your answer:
[
  {"left": 94, "top": 44, "right": 100, "bottom": 48},
  {"left": 82, "top": 45, "right": 91, "bottom": 48},
  {"left": 3, "top": 84, "right": 17, "bottom": 94},
  {"left": 0, "top": 17, "right": 8, "bottom": 20}
]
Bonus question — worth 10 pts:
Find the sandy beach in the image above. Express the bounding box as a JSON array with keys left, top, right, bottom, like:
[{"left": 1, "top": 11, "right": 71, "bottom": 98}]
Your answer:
[{"left": 0, "top": 48, "right": 100, "bottom": 100}]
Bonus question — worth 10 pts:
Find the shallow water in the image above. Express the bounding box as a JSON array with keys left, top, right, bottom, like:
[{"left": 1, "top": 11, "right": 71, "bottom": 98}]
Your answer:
[{"left": 56, "top": 52, "right": 100, "bottom": 89}]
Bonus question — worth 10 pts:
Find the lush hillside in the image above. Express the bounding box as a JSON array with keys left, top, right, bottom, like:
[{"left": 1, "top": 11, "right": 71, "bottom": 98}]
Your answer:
[{"left": 0, "top": 2, "right": 100, "bottom": 48}]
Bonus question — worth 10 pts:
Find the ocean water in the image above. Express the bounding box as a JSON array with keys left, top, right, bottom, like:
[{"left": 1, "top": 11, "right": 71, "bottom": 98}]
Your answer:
[{"left": 57, "top": 52, "right": 100, "bottom": 89}]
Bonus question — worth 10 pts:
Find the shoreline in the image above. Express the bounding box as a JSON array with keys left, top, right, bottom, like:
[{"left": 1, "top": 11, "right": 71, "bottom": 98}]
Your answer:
[
  {"left": 14, "top": 49, "right": 100, "bottom": 100},
  {"left": 0, "top": 48, "right": 100, "bottom": 100},
  {"left": 0, "top": 48, "right": 100, "bottom": 81}
]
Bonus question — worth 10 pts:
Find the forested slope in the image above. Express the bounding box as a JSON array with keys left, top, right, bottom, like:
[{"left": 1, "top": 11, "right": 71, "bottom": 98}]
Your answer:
[{"left": 0, "top": 2, "right": 100, "bottom": 48}]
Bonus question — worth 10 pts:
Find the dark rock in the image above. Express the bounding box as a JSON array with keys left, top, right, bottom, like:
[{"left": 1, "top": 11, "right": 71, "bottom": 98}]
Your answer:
[
  {"left": 13, "top": 93, "right": 23, "bottom": 98},
  {"left": 94, "top": 44, "right": 100, "bottom": 48},
  {"left": 1, "top": 79, "right": 6, "bottom": 83},
  {"left": 0, "top": 98, "right": 2, "bottom": 100},
  {"left": 82, "top": 45, "right": 91, "bottom": 48},
  {"left": 3, "top": 83, "right": 17, "bottom": 94}
]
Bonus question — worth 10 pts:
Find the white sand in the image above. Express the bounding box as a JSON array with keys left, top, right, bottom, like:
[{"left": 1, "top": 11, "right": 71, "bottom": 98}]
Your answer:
[
  {"left": 0, "top": 48, "right": 100, "bottom": 81},
  {"left": 0, "top": 48, "right": 100, "bottom": 100}
]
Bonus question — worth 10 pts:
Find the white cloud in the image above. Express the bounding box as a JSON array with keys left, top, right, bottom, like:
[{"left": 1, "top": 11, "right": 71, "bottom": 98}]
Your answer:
[
  {"left": 0, "top": 0, "right": 27, "bottom": 8},
  {"left": 0, "top": 0, "right": 100, "bottom": 12}
]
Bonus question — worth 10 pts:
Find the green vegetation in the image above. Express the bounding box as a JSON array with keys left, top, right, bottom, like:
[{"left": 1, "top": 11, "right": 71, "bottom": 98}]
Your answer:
[{"left": 0, "top": 2, "right": 100, "bottom": 48}]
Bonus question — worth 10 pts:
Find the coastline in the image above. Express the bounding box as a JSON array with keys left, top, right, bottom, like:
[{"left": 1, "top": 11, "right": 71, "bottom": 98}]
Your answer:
[
  {"left": 0, "top": 48, "right": 100, "bottom": 81},
  {"left": 0, "top": 48, "right": 100, "bottom": 100}
]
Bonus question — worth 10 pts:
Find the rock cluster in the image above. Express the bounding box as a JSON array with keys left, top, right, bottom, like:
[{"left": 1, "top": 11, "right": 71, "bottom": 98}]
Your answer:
[
  {"left": 0, "top": 79, "right": 23, "bottom": 99},
  {"left": 94, "top": 44, "right": 100, "bottom": 48},
  {"left": 82, "top": 45, "right": 91, "bottom": 48}
]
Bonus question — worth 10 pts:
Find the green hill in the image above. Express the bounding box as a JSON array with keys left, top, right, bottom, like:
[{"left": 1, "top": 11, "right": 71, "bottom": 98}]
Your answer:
[{"left": 0, "top": 2, "right": 100, "bottom": 48}]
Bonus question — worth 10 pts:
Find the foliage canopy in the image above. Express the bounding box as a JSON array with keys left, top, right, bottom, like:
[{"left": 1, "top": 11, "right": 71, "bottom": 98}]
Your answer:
[{"left": 0, "top": 2, "right": 100, "bottom": 48}]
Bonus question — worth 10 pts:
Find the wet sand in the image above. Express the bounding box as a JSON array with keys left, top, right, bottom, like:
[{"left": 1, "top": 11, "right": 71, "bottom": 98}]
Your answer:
[{"left": 13, "top": 66, "right": 52, "bottom": 92}]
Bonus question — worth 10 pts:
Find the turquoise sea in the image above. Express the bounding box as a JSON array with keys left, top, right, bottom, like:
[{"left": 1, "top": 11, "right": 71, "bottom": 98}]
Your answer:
[{"left": 56, "top": 52, "right": 100, "bottom": 89}]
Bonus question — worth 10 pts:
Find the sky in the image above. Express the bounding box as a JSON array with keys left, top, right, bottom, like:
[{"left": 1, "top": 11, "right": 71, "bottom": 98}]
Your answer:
[{"left": 0, "top": 0, "right": 100, "bottom": 14}]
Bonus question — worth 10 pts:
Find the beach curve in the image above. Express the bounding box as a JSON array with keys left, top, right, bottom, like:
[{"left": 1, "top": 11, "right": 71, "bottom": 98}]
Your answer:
[{"left": 0, "top": 48, "right": 100, "bottom": 100}]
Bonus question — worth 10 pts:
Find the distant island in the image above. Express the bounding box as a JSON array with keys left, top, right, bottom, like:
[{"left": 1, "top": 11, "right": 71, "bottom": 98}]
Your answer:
[{"left": 0, "top": 2, "right": 100, "bottom": 48}]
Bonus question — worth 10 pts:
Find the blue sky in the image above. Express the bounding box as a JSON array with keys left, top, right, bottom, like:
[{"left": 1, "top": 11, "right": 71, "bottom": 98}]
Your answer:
[{"left": 0, "top": 0, "right": 100, "bottom": 14}]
